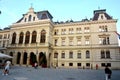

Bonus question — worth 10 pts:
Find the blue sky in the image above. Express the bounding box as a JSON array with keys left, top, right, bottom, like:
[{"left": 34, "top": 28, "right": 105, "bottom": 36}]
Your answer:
[{"left": 0, "top": 0, "right": 119, "bottom": 33}]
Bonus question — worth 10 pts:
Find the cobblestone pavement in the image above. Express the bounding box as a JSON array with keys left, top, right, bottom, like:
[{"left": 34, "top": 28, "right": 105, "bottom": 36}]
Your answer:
[{"left": 0, "top": 66, "right": 120, "bottom": 80}]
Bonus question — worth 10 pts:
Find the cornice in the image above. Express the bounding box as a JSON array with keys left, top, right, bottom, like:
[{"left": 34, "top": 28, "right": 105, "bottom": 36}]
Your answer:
[
  {"left": 11, "top": 19, "right": 52, "bottom": 28},
  {"left": 54, "top": 19, "right": 117, "bottom": 27}
]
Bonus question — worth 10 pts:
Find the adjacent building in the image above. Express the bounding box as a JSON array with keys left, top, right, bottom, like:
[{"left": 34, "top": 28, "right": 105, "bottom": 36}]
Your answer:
[{"left": 0, "top": 7, "right": 120, "bottom": 69}]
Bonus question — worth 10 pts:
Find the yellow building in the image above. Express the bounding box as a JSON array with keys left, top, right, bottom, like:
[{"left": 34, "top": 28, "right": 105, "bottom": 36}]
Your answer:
[{"left": 0, "top": 7, "right": 120, "bottom": 69}]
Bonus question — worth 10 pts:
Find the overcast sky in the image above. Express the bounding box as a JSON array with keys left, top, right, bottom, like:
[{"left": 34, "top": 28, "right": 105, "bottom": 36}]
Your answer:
[{"left": 0, "top": 0, "right": 119, "bottom": 34}]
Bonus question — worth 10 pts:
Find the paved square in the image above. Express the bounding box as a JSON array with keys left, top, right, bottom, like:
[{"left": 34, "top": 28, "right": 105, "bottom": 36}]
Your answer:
[{"left": 0, "top": 66, "right": 120, "bottom": 80}]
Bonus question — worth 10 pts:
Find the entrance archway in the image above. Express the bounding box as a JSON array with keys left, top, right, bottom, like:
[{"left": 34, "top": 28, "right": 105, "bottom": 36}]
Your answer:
[
  {"left": 39, "top": 52, "right": 47, "bottom": 68},
  {"left": 23, "top": 52, "right": 27, "bottom": 64},
  {"left": 29, "top": 52, "right": 37, "bottom": 67},
  {"left": 16, "top": 52, "right": 21, "bottom": 64}
]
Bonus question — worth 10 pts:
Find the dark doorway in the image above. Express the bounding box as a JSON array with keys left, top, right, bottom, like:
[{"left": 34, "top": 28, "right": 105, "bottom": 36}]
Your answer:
[
  {"left": 39, "top": 52, "right": 47, "bottom": 68},
  {"left": 30, "top": 52, "right": 37, "bottom": 67},
  {"left": 23, "top": 52, "right": 27, "bottom": 64},
  {"left": 16, "top": 52, "right": 21, "bottom": 64}
]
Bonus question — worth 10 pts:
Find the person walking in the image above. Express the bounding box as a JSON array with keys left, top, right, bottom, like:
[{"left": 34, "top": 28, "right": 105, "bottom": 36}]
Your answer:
[
  {"left": 105, "top": 65, "right": 112, "bottom": 80},
  {"left": 2, "top": 60, "right": 11, "bottom": 75}
]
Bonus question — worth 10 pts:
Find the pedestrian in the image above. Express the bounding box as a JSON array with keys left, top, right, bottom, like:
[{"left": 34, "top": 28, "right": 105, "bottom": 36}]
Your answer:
[
  {"left": 105, "top": 65, "right": 112, "bottom": 80},
  {"left": 2, "top": 60, "right": 11, "bottom": 75},
  {"left": 34, "top": 61, "right": 38, "bottom": 69}
]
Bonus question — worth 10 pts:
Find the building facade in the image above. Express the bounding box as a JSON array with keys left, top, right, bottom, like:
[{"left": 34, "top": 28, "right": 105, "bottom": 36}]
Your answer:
[{"left": 0, "top": 7, "right": 120, "bottom": 69}]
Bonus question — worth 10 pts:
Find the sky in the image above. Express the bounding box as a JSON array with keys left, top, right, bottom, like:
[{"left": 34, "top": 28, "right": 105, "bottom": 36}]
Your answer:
[{"left": 0, "top": 0, "right": 120, "bottom": 33}]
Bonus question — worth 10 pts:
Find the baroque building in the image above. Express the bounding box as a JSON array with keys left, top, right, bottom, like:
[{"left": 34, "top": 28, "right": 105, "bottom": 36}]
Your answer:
[{"left": 0, "top": 7, "right": 120, "bottom": 69}]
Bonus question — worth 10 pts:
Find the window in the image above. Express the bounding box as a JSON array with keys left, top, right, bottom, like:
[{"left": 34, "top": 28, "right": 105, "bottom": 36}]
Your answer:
[
  {"left": 69, "top": 63, "right": 73, "bottom": 66},
  {"left": 99, "top": 25, "right": 108, "bottom": 32},
  {"left": 40, "top": 30, "right": 46, "bottom": 43},
  {"left": 101, "top": 63, "right": 111, "bottom": 67},
  {"left": 61, "top": 29, "right": 66, "bottom": 35},
  {"left": 41, "top": 13, "right": 47, "bottom": 19},
  {"left": 54, "top": 52, "right": 58, "bottom": 58},
  {"left": 25, "top": 31, "right": 30, "bottom": 44},
  {"left": 69, "top": 51, "right": 73, "bottom": 58},
  {"left": 84, "top": 27, "right": 90, "bottom": 32},
  {"left": 54, "top": 29, "right": 58, "bottom": 35},
  {"left": 77, "top": 38, "right": 81, "bottom": 46},
  {"left": 31, "top": 31, "right": 37, "bottom": 43},
  {"left": 24, "top": 18, "right": 27, "bottom": 22},
  {"left": 69, "top": 28, "right": 74, "bottom": 34},
  {"left": 77, "top": 52, "right": 81, "bottom": 59},
  {"left": 0, "top": 35, "right": 2, "bottom": 39},
  {"left": 61, "top": 63, "right": 64, "bottom": 66},
  {"left": 28, "top": 15, "right": 32, "bottom": 21},
  {"left": 19, "top": 32, "right": 24, "bottom": 44},
  {"left": 61, "top": 38, "right": 65, "bottom": 46},
  {"left": 101, "top": 50, "right": 111, "bottom": 59},
  {"left": 86, "top": 63, "right": 90, "bottom": 67},
  {"left": 33, "top": 17, "right": 35, "bottom": 21},
  {"left": 61, "top": 51, "right": 65, "bottom": 58},
  {"left": 77, "top": 63, "right": 81, "bottom": 66},
  {"left": 76, "top": 28, "right": 81, "bottom": 33},
  {"left": 55, "top": 39, "right": 58, "bottom": 46},
  {"left": 86, "top": 50, "right": 90, "bottom": 58},
  {"left": 99, "top": 37, "right": 110, "bottom": 45},
  {"left": 85, "top": 37, "right": 90, "bottom": 45},
  {"left": 11, "top": 32, "right": 16, "bottom": 44},
  {"left": 69, "top": 38, "right": 73, "bottom": 46}
]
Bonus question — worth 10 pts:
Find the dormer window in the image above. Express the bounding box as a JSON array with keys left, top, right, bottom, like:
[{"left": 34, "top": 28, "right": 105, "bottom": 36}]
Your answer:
[
  {"left": 101, "top": 15, "right": 103, "bottom": 19},
  {"left": 24, "top": 18, "right": 27, "bottom": 22},
  {"left": 28, "top": 15, "right": 32, "bottom": 21},
  {"left": 33, "top": 17, "right": 35, "bottom": 21},
  {"left": 41, "top": 13, "right": 47, "bottom": 19}
]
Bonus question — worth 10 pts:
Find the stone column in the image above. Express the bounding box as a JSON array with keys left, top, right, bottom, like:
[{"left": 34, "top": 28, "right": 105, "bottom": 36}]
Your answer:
[
  {"left": 27, "top": 53, "right": 30, "bottom": 66},
  {"left": 20, "top": 52, "right": 24, "bottom": 65}
]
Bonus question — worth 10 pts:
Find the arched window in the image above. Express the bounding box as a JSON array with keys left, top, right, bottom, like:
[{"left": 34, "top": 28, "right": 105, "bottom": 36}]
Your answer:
[
  {"left": 40, "top": 30, "right": 46, "bottom": 43},
  {"left": 31, "top": 31, "right": 37, "bottom": 43},
  {"left": 106, "top": 50, "right": 110, "bottom": 58},
  {"left": 54, "top": 52, "right": 58, "bottom": 58},
  {"left": 86, "top": 50, "right": 90, "bottom": 58},
  {"left": 69, "top": 51, "right": 73, "bottom": 58},
  {"left": 19, "top": 32, "right": 24, "bottom": 44},
  {"left": 25, "top": 31, "right": 30, "bottom": 44},
  {"left": 101, "top": 50, "right": 105, "bottom": 58},
  {"left": 11, "top": 32, "right": 16, "bottom": 44},
  {"left": 28, "top": 15, "right": 32, "bottom": 21}
]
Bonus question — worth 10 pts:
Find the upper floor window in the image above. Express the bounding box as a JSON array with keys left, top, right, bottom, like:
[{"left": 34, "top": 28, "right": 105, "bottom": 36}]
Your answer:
[
  {"left": 69, "top": 51, "right": 73, "bottom": 58},
  {"left": 86, "top": 50, "right": 90, "bottom": 58},
  {"left": 19, "top": 32, "right": 24, "bottom": 44},
  {"left": 28, "top": 15, "right": 32, "bottom": 21},
  {"left": 61, "top": 38, "right": 65, "bottom": 46},
  {"left": 40, "top": 30, "right": 46, "bottom": 43},
  {"left": 77, "top": 38, "right": 81, "bottom": 46},
  {"left": 61, "top": 29, "right": 66, "bottom": 35},
  {"left": 69, "top": 28, "right": 74, "bottom": 34},
  {"left": 41, "top": 13, "right": 47, "bottom": 19},
  {"left": 76, "top": 28, "right": 81, "bottom": 33},
  {"left": 85, "top": 37, "right": 90, "bottom": 45},
  {"left": 11, "top": 32, "right": 16, "bottom": 44},
  {"left": 54, "top": 52, "right": 58, "bottom": 58},
  {"left": 33, "top": 17, "right": 35, "bottom": 21},
  {"left": 99, "top": 37, "right": 110, "bottom": 45},
  {"left": 61, "top": 51, "right": 65, "bottom": 58},
  {"left": 54, "top": 39, "right": 58, "bottom": 46},
  {"left": 99, "top": 25, "right": 108, "bottom": 32},
  {"left": 31, "top": 31, "right": 37, "bottom": 43},
  {"left": 84, "top": 27, "right": 90, "bottom": 32},
  {"left": 77, "top": 51, "right": 81, "bottom": 59},
  {"left": 69, "top": 38, "right": 74, "bottom": 46},
  {"left": 25, "top": 31, "right": 30, "bottom": 44},
  {"left": 0, "top": 35, "right": 2, "bottom": 39},
  {"left": 54, "top": 29, "right": 59, "bottom": 35},
  {"left": 101, "top": 50, "right": 111, "bottom": 59}
]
